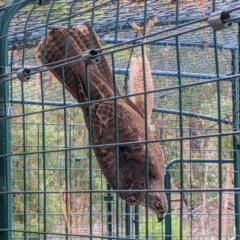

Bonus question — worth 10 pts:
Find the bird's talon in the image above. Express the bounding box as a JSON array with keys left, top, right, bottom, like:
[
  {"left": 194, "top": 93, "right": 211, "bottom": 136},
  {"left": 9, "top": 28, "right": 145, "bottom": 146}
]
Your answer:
[
  {"left": 148, "top": 13, "right": 157, "bottom": 18},
  {"left": 129, "top": 21, "right": 144, "bottom": 34},
  {"left": 128, "top": 16, "right": 157, "bottom": 36},
  {"left": 127, "top": 19, "right": 133, "bottom": 28}
]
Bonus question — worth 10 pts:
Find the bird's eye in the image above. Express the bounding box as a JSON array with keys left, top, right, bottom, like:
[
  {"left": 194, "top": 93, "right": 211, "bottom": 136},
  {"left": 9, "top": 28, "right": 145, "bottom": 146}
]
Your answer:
[{"left": 156, "top": 201, "right": 162, "bottom": 208}]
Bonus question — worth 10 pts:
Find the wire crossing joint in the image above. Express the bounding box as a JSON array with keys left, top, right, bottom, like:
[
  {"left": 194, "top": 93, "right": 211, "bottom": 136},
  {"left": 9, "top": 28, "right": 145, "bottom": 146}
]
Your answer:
[
  {"left": 82, "top": 49, "right": 100, "bottom": 65},
  {"left": 17, "top": 68, "right": 31, "bottom": 82},
  {"left": 207, "top": 11, "right": 232, "bottom": 31}
]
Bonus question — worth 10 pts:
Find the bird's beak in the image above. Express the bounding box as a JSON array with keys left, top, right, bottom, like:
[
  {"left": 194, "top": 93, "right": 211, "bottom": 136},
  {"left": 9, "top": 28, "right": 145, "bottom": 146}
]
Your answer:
[
  {"left": 157, "top": 212, "right": 166, "bottom": 222},
  {"left": 158, "top": 216, "right": 164, "bottom": 222}
]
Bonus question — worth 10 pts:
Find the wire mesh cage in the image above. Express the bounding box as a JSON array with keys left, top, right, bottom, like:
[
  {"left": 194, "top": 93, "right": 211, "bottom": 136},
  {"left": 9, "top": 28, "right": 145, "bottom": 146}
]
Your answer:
[{"left": 0, "top": 0, "right": 240, "bottom": 239}]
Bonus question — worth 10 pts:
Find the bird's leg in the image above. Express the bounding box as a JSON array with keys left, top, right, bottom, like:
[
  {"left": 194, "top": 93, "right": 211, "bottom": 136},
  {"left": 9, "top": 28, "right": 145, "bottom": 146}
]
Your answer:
[{"left": 127, "top": 16, "right": 157, "bottom": 125}]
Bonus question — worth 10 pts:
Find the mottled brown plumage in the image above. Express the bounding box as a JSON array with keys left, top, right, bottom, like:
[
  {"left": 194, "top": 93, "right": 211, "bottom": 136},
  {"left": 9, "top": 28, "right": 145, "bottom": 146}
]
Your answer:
[{"left": 35, "top": 25, "right": 168, "bottom": 221}]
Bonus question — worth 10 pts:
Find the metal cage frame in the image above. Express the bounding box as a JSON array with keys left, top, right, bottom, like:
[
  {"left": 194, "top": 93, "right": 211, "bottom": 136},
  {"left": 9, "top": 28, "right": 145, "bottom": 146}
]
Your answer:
[{"left": 1, "top": 0, "right": 240, "bottom": 239}]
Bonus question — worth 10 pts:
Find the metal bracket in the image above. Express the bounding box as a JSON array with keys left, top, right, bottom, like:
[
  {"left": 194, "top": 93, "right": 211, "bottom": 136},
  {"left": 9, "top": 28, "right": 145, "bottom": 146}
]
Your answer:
[
  {"left": 82, "top": 49, "right": 101, "bottom": 65},
  {"left": 207, "top": 11, "right": 232, "bottom": 31},
  {"left": 104, "top": 196, "right": 114, "bottom": 201},
  {"left": 0, "top": 66, "right": 11, "bottom": 75},
  {"left": 75, "top": 157, "right": 87, "bottom": 161},
  {"left": 17, "top": 68, "right": 31, "bottom": 82},
  {"left": 0, "top": 106, "right": 13, "bottom": 117}
]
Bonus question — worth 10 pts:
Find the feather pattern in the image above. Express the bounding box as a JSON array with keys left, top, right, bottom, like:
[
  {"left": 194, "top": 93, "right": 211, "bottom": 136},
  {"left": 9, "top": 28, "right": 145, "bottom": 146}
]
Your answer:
[
  {"left": 128, "top": 17, "right": 157, "bottom": 127},
  {"left": 129, "top": 56, "right": 154, "bottom": 125},
  {"left": 35, "top": 25, "right": 168, "bottom": 221}
]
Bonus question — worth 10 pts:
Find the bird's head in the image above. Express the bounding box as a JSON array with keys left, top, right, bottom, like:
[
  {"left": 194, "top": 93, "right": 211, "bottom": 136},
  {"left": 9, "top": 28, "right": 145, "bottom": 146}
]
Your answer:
[{"left": 148, "top": 192, "right": 168, "bottom": 222}]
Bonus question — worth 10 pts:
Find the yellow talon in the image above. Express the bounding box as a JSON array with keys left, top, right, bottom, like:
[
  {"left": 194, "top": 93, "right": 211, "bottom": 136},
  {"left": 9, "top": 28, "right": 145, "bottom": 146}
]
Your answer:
[{"left": 130, "top": 16, "right": 158, "bottom": 36}]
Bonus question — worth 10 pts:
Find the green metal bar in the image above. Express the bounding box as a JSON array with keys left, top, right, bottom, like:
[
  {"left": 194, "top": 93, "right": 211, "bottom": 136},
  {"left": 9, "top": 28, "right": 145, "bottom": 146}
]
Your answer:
[
  {"left": 40, "top": 72, "right": 47, "bottom": 240},
  {"left": 102, "top": 37, "right": 238, "bottom": 50},
  {"left": 153, "top": 108, "right": 232, "bottom": 125},
  {"left": 0, "top": 0, "right": 34, "bottom": 239},
  {"left": 85, "top": 63, "right": 94, "bottom": 239},
  {"left": 232, "top": 30, "right": 240, "bottom": 239},
  {"left": 82, "top": 4, "right": 105, "bottom": 234},
  {"left": 164, "top": 165, "right": 172, "bottom": 239},
  {"left": 88, "top": 0, "right": 96, "bottom": 49},
  {"left": 39, "top": 8, "right": 55, "bottom": 235},
  {"left": 1, "top": 186, "right": 236, "bottom": 195},
  {"left": 134, "top": 206, "right": 139, "bottom": 239},
  {"left": 0, "top": 228, "right": 136, "bottom": 240},
  {"left": 10, "top": 99, "right": 234, "bottom": 126},
  {"left": 175, "top": 1, "right": 184, "bottom": 235},
  {"left": 125, "top": 204, "right": 131, "bottom": 238},
  {"left": 21, "top": 4, "right": 37, "bottom": 239},
  {"left": 11, "top": 98, "right": 232, "bottom": 124},
  {"left": 2, "top": 130, "right": 237, "bottom": 160},
  {"left": 20, "top": 59, "right": 27, "bottom": 240},
  {"left": 141, "top": 2, "right": 150, "bottom": 238},
  {"left": 69, "top": 124, "right": 73, "bottom": 240},
  {"left": 0, "top": 74, "right": 11, "bottom": 240},
  {"left": 11, "top": 65, "right": 224, "bottom": 80},
  {"left": 111, "top": 52, "right": 120, "bottom": 238},
  {"left": 116, "top": 69, "right": 222, "bottom": 80},
  {"left": 212, "top": 13, "right": 223, "bottom": 240},
  {"left": 165, "top": 159, "right": 233, "bottom": 173},
  {"left": 105, "top": 184, "right": 113, "bottom": 239},
  {"left": 173, "top": 1, "right": 186, "bottom": 238},
  {"left": 165, "top": 158, "right": 234, "bottom": 240},
  {"left": 7, "top": 35, "right": 237, "bottom": 51},
  {"left": 37, "top": 124, "right": 41, "bottom": 236},
  {"left": 113, "top": 0, "right": 120, "bottom": 44},
  {"left": 63, "top": 3, "right": 75, "bottom": 239}
]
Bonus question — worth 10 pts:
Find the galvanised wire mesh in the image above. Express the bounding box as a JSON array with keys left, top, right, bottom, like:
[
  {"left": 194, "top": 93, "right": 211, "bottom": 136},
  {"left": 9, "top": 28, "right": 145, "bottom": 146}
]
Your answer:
[{"left": 0, "top": 0, "right": 240, "bottom": 239}]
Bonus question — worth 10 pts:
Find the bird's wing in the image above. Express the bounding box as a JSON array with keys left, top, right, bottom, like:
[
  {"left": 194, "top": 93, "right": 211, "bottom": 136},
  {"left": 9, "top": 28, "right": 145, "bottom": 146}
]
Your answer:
[
  {"left": 76, "top": 24, "right": 113, "bottom": 87},
  {"left": 80, "top": 25, "right": 144, "bottom": 117},
  {"left": 36, "top": 28, "right": 87, "bottom": 102},
  {"left": 36, "top": 26, "right": 143, "bottom": 117},
  {"left": 91, "top": 100, "right": 165, "bottom": 189}
]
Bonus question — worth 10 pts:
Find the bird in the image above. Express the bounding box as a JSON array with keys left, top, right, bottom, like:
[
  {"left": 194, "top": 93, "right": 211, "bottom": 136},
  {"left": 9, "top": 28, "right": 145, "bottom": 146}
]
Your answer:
[
  {"left": 127, "top": 15, "right": 157, "bottom": 131},
  {"left": 35, "top": 24, "right": 168, "bottom": 222}
]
